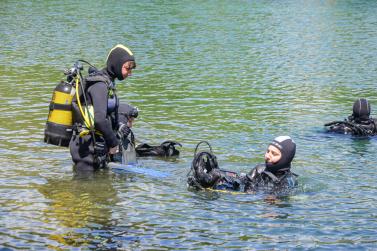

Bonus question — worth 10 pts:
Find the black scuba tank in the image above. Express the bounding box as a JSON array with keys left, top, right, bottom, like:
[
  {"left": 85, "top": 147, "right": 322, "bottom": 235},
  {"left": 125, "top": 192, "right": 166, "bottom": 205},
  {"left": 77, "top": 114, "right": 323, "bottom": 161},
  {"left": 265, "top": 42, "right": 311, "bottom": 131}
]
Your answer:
[{"left": 44, "top": 81, "right": 75, "bottom": 147}]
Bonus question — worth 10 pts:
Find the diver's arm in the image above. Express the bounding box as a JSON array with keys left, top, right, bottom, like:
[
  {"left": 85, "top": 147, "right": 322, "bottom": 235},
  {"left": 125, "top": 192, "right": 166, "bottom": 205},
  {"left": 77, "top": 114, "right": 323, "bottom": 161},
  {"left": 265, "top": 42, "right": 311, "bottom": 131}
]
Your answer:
[
  {"left": 89, "top": 82, "right": 119, "bottom": 148},
  {"left": 243, "top": 164, "right": 266, "bottom": 192}
]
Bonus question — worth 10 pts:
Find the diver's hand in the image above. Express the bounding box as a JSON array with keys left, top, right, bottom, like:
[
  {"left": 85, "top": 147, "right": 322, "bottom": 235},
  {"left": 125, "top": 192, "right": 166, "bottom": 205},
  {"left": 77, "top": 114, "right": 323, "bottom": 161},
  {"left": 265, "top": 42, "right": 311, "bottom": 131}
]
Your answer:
[
  {"left": 118, "top": 123, "right": 131, "bottom": 138},
  {"left": 109, "top": 145, "right": 119, "bottom": 154}
]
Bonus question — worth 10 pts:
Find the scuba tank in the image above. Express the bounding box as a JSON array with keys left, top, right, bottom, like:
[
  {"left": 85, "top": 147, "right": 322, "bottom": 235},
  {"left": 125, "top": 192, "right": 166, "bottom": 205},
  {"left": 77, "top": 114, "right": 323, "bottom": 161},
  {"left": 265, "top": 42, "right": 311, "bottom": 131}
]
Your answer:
[
  {"left": 44, "top": 80, "right": 75, "bottom": 147},
  {"left": 44, "top": 60, "right": 114, "bottom": 153},
  {"left": 44, "top": 61, "right": 86, "bottom": 147}
]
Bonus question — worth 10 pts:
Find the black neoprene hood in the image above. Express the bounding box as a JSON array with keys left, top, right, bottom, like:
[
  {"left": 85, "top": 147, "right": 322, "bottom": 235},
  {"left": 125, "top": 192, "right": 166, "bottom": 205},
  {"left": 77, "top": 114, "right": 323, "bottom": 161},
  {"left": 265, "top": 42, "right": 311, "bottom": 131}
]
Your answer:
[
  {"left": 352, "top": 98, "right": 370, "bottom": 121},
  {"left": 266, "top": 136, "right": 296, "bottom": 173},
  {"left": 106, "top": 44, "right": 135, "bottom": 81},
  {"left": 118, "top": 103, "right": 138, "bottom": 121}
]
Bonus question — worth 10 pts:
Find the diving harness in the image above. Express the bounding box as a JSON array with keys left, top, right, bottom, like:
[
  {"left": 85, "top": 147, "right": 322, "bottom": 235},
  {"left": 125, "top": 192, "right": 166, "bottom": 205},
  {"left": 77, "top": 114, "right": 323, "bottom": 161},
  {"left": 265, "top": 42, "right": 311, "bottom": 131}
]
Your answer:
[{"left": 44, "top": 60, "right": 115, "bottom": 167}]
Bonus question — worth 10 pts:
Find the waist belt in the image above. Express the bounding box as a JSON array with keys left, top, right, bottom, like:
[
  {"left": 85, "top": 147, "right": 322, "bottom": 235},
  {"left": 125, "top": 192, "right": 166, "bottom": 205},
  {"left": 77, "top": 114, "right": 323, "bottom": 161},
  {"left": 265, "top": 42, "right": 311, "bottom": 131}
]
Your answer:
[{"left": 74, "top": 124, "right": 103, "bottom": 137}]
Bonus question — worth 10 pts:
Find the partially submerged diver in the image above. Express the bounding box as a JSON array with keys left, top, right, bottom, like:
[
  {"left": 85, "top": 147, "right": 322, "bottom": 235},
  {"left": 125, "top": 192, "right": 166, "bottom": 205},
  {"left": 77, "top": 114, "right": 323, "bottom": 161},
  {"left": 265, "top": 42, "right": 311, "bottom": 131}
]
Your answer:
[
  {"left": 324, "top": 98, "right": 377, "bottom": 136},
  {"left": 111, "top": 103, "right": 139, "bottom": 164},
  {"left": 187, "top": 136, "right": 298, "bottom": 195},
  {"left": 112, "top": 103, "right": 182, "bottom": 164}
]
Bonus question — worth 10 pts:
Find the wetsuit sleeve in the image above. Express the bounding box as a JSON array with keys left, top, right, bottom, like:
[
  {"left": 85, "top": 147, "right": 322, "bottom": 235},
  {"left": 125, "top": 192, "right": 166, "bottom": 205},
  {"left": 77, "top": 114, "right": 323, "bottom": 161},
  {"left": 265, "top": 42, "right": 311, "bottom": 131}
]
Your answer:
[{"left": 88, "top": 82, "right": 119, "bottom": 148}]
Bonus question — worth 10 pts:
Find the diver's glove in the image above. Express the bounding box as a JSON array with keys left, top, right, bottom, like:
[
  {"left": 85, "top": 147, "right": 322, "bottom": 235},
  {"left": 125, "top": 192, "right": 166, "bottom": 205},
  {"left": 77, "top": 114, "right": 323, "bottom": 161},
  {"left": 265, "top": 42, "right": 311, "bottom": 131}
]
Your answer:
[
  {"left": 93, "top": 141, "right": 107, "bottom": 168},
  {"left": 118, "top": 123, "right": 131, "bottom": 139}
]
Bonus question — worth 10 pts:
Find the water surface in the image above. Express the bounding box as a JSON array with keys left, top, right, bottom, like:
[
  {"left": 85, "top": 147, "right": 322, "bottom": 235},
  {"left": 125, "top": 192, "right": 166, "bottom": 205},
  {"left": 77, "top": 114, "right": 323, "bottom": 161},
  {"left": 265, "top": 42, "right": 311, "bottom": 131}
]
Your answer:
[{"left": 1, "top": 0, "right": 377, "bottom": 250}]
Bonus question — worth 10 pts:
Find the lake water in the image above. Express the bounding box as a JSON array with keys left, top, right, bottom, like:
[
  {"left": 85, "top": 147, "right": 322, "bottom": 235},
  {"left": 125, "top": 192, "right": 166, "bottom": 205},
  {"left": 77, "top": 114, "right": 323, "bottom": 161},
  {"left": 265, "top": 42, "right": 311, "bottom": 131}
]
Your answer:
[{"left": 1, "top": 0, "right": 377, "bottom": 250}]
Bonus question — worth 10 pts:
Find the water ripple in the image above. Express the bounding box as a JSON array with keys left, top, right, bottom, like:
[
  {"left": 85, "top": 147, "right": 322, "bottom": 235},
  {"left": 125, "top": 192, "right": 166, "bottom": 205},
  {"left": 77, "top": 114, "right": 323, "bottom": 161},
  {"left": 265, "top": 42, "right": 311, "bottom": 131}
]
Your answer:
[{"left": 1, "top": 0, "right": 377, "bottom": 249}]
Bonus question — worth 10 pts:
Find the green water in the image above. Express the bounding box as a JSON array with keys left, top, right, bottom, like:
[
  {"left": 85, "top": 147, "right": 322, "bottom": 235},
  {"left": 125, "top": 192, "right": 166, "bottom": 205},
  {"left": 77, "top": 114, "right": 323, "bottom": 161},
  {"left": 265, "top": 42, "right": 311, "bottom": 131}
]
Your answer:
[{"left": 1, "top": 0, "right": 377, "bottom": 250}]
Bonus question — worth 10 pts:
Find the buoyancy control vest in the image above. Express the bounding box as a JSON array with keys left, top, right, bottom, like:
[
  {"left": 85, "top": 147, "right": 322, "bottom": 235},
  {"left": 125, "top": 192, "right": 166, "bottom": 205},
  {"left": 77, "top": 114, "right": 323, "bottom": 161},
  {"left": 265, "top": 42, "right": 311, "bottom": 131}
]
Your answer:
[
  {"left": 135, "top": 141, "right": 182, "bottom": 157},
  {"left": 187, "top": 141, "right": 227, "bottom": 189},
  {"left": 71, "top": 69, "right": 118, "bottom": 134},
  {"left": 44, "top": 61, "right": 118, "bottom": 147},
  {"left": 243, "top": 164, "right": 298, "bottom": 193},
  {"left": 324, "top": 118, "right": 377, "bottom": 136},
  {"left": 187, "top": 141, "right": 244, "bottom": 191}
]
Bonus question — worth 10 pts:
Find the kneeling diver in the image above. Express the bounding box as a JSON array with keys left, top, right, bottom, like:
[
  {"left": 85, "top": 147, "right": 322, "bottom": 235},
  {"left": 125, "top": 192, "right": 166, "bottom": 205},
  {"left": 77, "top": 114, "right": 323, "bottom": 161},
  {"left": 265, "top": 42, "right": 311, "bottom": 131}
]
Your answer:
[
  {"left": 325, "top": 98, "right": 377, "bottom": 136},
  {"left": 187, "top": 136, "right": 298, "bottom": 195},
  {"left": 111, "top": 102, "right": 139, "bottom": 164}
]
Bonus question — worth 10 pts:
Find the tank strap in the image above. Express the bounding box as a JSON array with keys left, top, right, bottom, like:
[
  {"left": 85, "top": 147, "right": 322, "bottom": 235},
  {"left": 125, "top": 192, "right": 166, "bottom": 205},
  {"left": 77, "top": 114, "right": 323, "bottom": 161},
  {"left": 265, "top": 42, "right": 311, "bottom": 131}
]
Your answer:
[
  {"left": 85, "top": 72, "right": 113, "bottom": 89},
  {"left": 49, "top": 102, "right": 71, "bottom": 111},
  {"left": 262, "top": 170, "right": 280, "bottom": 183},
  {"left": 82, "top": 72, "right": 115, "bottom": 104},
  {"left": 263, "top": 170, "right": 296, "bottom": 183}
]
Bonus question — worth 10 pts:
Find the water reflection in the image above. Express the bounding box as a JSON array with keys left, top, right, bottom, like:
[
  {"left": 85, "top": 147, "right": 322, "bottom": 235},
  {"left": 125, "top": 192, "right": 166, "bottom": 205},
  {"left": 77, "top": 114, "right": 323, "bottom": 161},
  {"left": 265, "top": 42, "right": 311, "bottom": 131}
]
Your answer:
[
  {"left": 349, "top": 137, "right": 371, "bottom": 156},
  {"left": 36, "top": 171, "right": 119, "bottom": 248}
]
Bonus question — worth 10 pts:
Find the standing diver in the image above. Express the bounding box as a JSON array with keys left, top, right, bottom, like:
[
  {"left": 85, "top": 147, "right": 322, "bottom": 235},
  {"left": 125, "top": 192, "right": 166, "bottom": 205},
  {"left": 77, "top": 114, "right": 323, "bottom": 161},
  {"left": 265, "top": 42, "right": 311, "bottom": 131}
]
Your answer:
[
  {"left": 324, "top": 98, "right": 377, "bottom": 136},
  {"left": 70, "top": 44, "right": 136, "bottom": 172},
  {"left": 187, "top": 136, "right": 298, "bottom": 195}
]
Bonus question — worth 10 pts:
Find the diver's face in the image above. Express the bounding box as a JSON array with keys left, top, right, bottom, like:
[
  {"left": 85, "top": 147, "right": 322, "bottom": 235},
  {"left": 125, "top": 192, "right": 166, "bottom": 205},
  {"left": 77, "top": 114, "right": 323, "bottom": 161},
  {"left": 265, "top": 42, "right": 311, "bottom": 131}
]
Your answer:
[
  {"left": 265, "top": 145, "right": 282, "bottom": 164},
  {"left": 121, "top": 61, "right": 135, "bottom": 79},
  {"left": 127, "top": 117, "right": 134, "bottom": 128}
]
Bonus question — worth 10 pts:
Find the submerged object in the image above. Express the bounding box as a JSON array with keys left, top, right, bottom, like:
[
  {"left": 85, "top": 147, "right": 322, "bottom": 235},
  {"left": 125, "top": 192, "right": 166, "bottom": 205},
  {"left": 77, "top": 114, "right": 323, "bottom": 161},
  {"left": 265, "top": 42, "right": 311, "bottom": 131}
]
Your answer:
[
  {"left": 136, "top": 140, "right": 182, "bottom": 157},
  {"left": 108, "top": 162, "right": 170, "bottom": 178}
]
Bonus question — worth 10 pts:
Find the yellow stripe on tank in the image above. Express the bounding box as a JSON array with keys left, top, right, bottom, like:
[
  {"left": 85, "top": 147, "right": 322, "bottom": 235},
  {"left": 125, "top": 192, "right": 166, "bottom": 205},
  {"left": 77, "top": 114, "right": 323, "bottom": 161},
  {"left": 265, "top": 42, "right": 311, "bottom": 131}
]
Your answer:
[
  {"left": 48, "top": 110, "right": 72, "bottom": 126},
  {"left": 52, "top": 91, "right": 73, "bottom": 104}
]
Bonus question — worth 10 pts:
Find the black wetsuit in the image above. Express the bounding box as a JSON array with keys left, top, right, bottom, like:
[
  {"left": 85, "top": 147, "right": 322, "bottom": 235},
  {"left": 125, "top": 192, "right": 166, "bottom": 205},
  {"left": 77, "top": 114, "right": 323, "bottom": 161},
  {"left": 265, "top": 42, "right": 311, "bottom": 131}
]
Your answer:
[
  {"left": 69, "top": 69, "right": 119, "bottom": 171},
  {"left": 243, "top": 164, "right": 297, "bottom": 194},
  {"left": 325, "top": 98, "right": 377, "bottom": 136},
  {"left": 325, "top": 117, "right": 377, "bottom": 136}
]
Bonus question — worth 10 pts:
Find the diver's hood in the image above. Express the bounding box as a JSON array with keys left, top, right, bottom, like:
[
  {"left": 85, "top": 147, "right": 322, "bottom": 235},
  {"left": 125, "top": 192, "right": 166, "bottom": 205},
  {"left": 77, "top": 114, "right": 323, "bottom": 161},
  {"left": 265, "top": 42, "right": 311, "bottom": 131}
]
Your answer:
[
  {"left": 265, "top": 136, "right": 296, "bottom": 173},
  {"left": 118, "top": 103, "right": 138, "bottom": 124},
  {"left": 352, "top": 98, "right": 370, "bottom": 122},
  {"left": 106, "top": 44, "right": 135, "bottom": 81}
]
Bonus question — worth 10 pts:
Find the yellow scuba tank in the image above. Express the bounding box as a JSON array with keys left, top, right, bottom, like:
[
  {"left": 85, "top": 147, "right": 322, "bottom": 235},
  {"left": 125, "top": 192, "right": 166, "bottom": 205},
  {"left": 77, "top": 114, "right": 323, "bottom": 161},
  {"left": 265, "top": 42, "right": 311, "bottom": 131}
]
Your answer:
[{"left": 44, "top": 80, "right": 75, "bottom": 147}]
